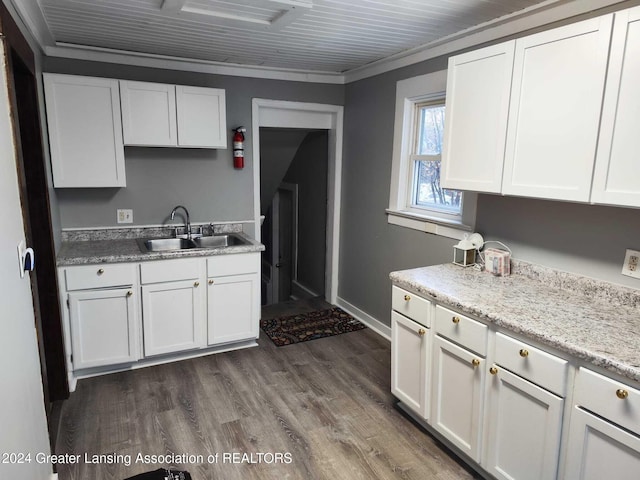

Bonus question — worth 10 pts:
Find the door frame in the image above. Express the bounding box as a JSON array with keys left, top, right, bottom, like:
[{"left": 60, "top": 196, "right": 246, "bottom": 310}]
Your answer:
[
  {"left": 252, "top": 99, "right": 343, "bottom": 304},
  {"left": 270, "top": 182, "right": 298, "bottom": 303}
]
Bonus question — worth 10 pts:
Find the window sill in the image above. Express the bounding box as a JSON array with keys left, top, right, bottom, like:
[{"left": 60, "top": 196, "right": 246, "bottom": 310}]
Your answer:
[{"left": 385, "top": 209, "right": 473, "bottom": 240}]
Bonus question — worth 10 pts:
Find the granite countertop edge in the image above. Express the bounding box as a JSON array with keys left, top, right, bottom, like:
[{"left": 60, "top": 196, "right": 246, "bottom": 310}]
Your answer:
[
  {"left": 57, "top": 232, "right": 265, "bottom": 266},
  {"left": 389, "top": 267, "right": 640, "bottom": 384}
]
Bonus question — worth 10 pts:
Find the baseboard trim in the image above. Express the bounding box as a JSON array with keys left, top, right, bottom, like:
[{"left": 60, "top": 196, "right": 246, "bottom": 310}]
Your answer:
[
  {"left": 50, "top": 473, "right": 59, "bottom": 480},
  {"left": 335, "top": 297, "right": 391, "bottom": 341}
]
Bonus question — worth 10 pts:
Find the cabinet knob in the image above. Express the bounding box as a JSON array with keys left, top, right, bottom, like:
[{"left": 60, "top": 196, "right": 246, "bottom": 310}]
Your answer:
[
  {"left": 404, "top": 295, "right": 411, "bottom": 301},
  {"left": 194, "top": 281, "right": 200, "bottom": 287},
  {"left": 418, "top": 328, "right": 426, "bottom": 336},
  {"left": 97, "top": 268, "right": 104, "bottom": 275},
  {"left": 519, "top": 349, "right": 529, "bottom": 358},
  {"left": 208, "top": 279, "right": 214, "bottom": 285},
  {"left": 452, "top": 316, "right": 460, "bottom": 324},
  {"left": 489, "top": 366, "right": 498, "bottom": 375},
  {"left": 616, "top": 389, "right": 629, "bottom": 400},
  {"left": 127, "top": 290, "right": 133, "bottom": 297},
  {"left": 472, "top": 359, "right": 480, "bottom": 367}
]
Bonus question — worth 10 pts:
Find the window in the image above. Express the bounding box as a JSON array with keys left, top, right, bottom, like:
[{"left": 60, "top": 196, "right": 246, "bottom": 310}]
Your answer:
[{"left": 388, "top": 71, "right": 476, "bottom": 239}]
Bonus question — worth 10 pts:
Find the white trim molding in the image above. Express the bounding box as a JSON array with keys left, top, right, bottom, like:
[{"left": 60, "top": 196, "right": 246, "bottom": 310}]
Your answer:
[
  {"left": 336, "top": 297, "right": 391, "bottom": 341},
  {"left": 252, "top": 99, "right": 343, "bottom": 305}
]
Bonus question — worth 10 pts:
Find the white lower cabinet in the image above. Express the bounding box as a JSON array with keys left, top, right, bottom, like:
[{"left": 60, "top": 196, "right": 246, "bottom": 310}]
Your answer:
[
  {"left": 141, "top": 279, "right": 206, "bottom": 356},
  {"left": 391, "top": 311, "right": 429, "bottom": 418},
  {"left": 484, "top": 367, "right": 563, "bottom": 480},
  {"left": 564, "top": 367, "right": 640, "bottom": 479},
  {"left": 431, "top": 335, "right": 485, "bottom": 461},
  {"left": 68, "top": 287, "right": 138, "bottom": 369},
  {"left": 207, "top": 273, "right": 259, "bottom": 345}
]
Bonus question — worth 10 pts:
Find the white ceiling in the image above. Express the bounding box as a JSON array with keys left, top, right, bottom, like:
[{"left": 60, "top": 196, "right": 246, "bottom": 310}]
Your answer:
[{"left": 32, "top": 0, "right": 555, "bottom": 74}]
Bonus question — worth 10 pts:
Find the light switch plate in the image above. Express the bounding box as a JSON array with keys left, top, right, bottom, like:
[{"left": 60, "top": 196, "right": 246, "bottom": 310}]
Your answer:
[
  {"left": 621, "top": 249, "right": 640, "bottom": 279},
  {"left": 117, "top": 209, "right": 133, "bottom": 224}
]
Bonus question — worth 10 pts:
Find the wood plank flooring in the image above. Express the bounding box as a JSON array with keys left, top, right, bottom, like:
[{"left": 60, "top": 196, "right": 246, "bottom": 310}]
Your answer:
[{"left": 55, "top": 301, "right": 476, "bottom": 480}]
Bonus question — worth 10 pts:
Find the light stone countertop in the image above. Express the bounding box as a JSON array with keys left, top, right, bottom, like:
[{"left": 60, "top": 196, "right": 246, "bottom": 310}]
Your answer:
[
  {"left": 57, "top": 231, "right": 264, "bottom": 266},
  {"left": 390, "top": 262, "right": 640, "bottom": 384}
]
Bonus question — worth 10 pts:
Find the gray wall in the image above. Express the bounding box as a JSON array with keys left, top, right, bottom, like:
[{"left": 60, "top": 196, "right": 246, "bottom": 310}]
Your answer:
[
  {"left": 284, "top": 131, "right": 328, "bottom": 295},
  {"left": 340, "top": 54, "right": 640, "bottom": 328},
  {"left": 44, "top": 57, "right": 344, "bottom": 233}
]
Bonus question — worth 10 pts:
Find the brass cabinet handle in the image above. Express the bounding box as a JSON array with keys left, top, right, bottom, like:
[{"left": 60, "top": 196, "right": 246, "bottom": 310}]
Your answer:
[
  {"left": 452, "top": 316, "right": 460, "bottom": 324},
  {"left": 404, "top": 295, "right": 411, "bottom": 301},
  {"left": 126, "top": 290, "right": 133, "bottom": 297},
  {"left": 616, "top": 389, "right": 629, "bottom": 400},
  {"left": 489, "top": 366, "right": 498, "bottom": 375},
  {"left": 194, "top": 281, "right": 200, "bottom": 287},
  {"left": 97, "top": 268, "right": 105, "bottom": 275},
  {"left": 208, "top": 279, "right": 214, "bottom": 285},
  {"left": 418, "top": 328, "right": 426, "bottom": 336},
  {"left": 472, "top": 359, "right": 480, "bottom": 367},
  {"left": 519, "top": 349, "right": 529, "bottom": 358}
]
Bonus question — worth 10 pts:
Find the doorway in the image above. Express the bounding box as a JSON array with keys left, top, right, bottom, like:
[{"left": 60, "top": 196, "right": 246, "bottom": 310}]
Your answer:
[
  {"left": 252, "top": 99, "right": 343, "bottom": 304},
  {"left": 260, "top": 129, "right": 329, "bottom": 306}
]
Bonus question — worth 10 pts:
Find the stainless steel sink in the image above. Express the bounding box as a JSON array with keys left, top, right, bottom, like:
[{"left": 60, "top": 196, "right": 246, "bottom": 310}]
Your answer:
[
  {"left": 193, "top": 234, "right": 247, "bottom": 248},
  {"left": 137, "top": 234, "right": 250, "bottom": 253}
]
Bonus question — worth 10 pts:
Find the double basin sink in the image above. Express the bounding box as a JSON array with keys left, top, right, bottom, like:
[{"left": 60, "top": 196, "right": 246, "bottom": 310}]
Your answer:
[{"left": 137, "top": 233, "right": 250, "bottom": 253}]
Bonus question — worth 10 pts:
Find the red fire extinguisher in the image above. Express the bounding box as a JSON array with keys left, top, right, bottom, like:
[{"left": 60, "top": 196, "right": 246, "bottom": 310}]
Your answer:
[{"left": 233, "top": 127, "right": 246, "bottom": 169}]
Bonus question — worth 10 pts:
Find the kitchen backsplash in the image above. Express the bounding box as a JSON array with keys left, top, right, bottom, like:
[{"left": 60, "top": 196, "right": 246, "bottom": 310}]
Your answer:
[{"left": 61, "top": 222, "right": 243, "bottom": 242}]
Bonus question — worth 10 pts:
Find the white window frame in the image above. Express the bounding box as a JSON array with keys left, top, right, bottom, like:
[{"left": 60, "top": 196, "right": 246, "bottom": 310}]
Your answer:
[{"left": 388, "top": 70, "right": 476, "bottom": 240}]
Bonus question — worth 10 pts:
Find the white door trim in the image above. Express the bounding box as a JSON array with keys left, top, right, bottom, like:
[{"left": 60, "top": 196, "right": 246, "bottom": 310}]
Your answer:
[{"left": 252, "top": 99, "right": 343, "bottom": 304}]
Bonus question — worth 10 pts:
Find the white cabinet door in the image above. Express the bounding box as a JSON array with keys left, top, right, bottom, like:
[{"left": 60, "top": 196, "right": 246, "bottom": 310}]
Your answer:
[
  {"left": 502, "top": 15, "right": 613, "bottom": 202},
  {"left": 564, "top": 407, "right": 640, "bottom": 480},
  {"left": 176, "top": 86, "right": 227, "bottom": 148},
  {"left": 391, "top": 311, "right": 429, "bottom": 419},
  {"left": 120, "top": 81, "right": 177, "bottom": 146},
  {"left": 68, "top": 288, "right": 138, "bottom": 369},
  {"left": 484, "top": 367, "right": 563, "bottom": 480},
  {"left": 431, "top": 335, "right": 485, "bottom": 461},
  {"left": 207, "top": 273, "right": 259, "bottom": 345},
  {"left": 592, "top": 7, "right": 640, "bottom": 207},
  {"left": 441, "top": 41, "right": 514, "bottom": 193},
  {"left": 43, "top": 73, "right": 125, "bottom": 187},
  {"left": 142, "top": 280, "right": 205, "bottom": 356}
]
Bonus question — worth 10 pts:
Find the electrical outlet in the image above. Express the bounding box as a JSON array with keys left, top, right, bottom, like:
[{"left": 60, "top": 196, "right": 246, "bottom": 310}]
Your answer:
[
  {"left": 117, "top": 209, "right": 133, "bottom": 224},
  {"left": 621, "top": 249, "right": 640, "bottom": 279}
]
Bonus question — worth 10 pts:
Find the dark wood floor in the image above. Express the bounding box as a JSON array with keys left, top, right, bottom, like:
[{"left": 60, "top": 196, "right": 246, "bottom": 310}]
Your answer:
[{"left": 55, "top": 300, "right": 475, "bottom": 480}]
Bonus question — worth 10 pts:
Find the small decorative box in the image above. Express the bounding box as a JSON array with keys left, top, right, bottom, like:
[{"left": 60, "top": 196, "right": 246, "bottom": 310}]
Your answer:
[{"left": 484, "top": 248, "right": 511, "bottom": 276}]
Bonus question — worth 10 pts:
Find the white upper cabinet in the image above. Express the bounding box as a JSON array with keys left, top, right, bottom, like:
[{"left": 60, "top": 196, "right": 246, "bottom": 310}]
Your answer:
[
  {"left": 120, "top": 81, "right": 177, "bottom": 146},
  {"left": 176, "top": 86, "right": 227, "bottom": 148},
  {"left": 502, "top": 15, "right": 613, "bottom": 202},
  {"left": 441, "top": 41, "right": 514, "bottom": 193},
  {"left": 592, "top": 6, "right": 640, "bottom": 207},
  {"left": 43, "top": 73, "right": 125, "bottom": 188},
  {"left": 120, "top": 81, "right": 226, "bottom": 148}
]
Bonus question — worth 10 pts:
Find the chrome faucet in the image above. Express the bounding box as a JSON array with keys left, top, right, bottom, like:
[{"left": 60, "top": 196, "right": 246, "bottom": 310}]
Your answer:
[{"left": 170, "top": 205, "right": 191, "bottom": 239}]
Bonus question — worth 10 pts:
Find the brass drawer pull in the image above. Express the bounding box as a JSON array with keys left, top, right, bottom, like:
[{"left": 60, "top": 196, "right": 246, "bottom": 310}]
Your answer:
[
  {"left": 127, "top": 290, "right": 133, "bottom": 297},
  {"left": 519, "top": 349, "right": 529, "bottom": 358},
  {"left": 452, "top": 316, "right": 460, "bottom": 324},
  {"left": 194, "top": 281, "right": 200, "bottom": 287},
  {"left": 472, "top": 359, "right": 480, "bottom": 367},
  {"left": 208, "top": 279, "right": 214, "bottom": 285},
  {"left": 489, "top": 366, "right": 498, "bottom": 375},
  {"left": 97, "top": 268, "right": 105, "bottom": 275},
  {"left": 418, "top": 328, "right": 426, "bottom": 336},
  {"left": 616, "top": 389, "right": 629, "bottom": 400},
  {"left": 404, "top": 294, "right": 411, "bottom": 301}
]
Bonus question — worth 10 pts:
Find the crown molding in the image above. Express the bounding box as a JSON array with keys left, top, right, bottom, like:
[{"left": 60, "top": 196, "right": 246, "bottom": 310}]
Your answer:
[
  {"left": 343, "top": 0, "right": 630, "bottom": 83},
  {"left": 44, "top": 43, "right": 345, "bottom": 84}
]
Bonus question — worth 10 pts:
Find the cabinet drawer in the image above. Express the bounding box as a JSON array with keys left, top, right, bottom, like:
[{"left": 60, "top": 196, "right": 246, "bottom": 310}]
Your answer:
[
  {"left": 391, "top": 286, "right": 430, "bottom": 327},
  {"left": 65, "top": 263, "right": 135, "bottom": 291},
  {"left": 574, "top": 367, "right": 640, "bottom": 436},
  {"left": 495, "top": 332, "right": 568, "bottom": 397},
  {"left": 434, "top": 305, "right": 488, "bottom": 356},
  {"left": 140, "top": 258, "right": 203, "bottom": 284},
  {"left": 207, "top": 253, "right": 258, "bottom": 277}
]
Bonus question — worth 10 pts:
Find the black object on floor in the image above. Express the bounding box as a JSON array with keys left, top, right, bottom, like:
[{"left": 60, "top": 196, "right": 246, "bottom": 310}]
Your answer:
[{"left": 124, "top": 468, "right": 192, "bottom": 480}]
